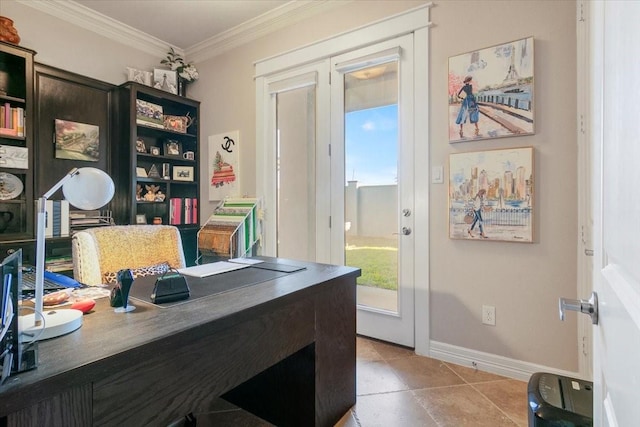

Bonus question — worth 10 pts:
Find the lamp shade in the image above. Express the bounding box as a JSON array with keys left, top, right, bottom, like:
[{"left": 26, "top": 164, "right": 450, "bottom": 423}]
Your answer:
[{"left": 62, "top": 167, "right": 115, "bottom": 210}]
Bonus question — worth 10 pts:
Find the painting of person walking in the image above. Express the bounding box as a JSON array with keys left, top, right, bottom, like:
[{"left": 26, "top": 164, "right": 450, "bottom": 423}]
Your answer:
[
  {"left": 449, "top": 147, "right": 534, "bottom": 243},
  {"left": 455, "top": 76, "right": 480, "bottom": 138},
  {"left": 448, "top": 37, "right": 535, "bottom": 143}
]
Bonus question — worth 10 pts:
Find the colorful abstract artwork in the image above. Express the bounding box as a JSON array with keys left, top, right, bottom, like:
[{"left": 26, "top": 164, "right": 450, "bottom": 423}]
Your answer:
[{"left": 449, "top": 147, "right": 534, "bottom": 242}]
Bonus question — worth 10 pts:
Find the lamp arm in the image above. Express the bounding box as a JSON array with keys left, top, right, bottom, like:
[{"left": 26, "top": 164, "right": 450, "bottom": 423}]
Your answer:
[{"left": 34, "top": 168, "right": 79, "bottom": 324}]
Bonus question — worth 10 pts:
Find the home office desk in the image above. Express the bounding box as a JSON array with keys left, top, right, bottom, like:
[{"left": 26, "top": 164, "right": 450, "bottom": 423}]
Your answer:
[{"left": 0, "top": 258, "right": 359, "bottom": 427}]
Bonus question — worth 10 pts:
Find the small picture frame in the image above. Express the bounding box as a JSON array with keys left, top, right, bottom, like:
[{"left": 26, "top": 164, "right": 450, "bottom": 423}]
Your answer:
[
  {"left": 150, "top": 146, "right": 160, "bottom": 156},
  {"left": 136, "top": 167, "right": 147, "bottom": 178},
  {"left": 135, "top": 214, "right": 147, "bottom": 224},
  {"left": 127, "top": 67, "right": 152, "bottom": 86},
  {"left": 163, "top": 140, "right": 182, "bottom": 157},
  {"left": 153, "top": 68, "right": 177, "bottom": 94},
  {"left": 173, "top": 166, "right": 194, "bottom": 182},
  {"left": 136, "top": 138, "right": 146, "bottom": 153}
]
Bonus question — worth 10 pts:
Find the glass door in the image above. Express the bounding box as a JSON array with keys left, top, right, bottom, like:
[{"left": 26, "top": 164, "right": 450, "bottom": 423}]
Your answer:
[{"left": 331, "top": 35, "right": 415, "bottom": 346}]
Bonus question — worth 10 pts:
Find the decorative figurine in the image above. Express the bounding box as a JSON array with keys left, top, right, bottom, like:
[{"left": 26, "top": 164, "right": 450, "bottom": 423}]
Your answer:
[{"left": 111, "top": 269, "right": 135, "bottom": 313}]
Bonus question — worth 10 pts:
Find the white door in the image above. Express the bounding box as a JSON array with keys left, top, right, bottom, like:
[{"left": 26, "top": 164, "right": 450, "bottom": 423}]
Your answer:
[
  {"left": 331, "top": 35, "right": 415, "bottom": 346},
  {"left": 589, "top": 1, "right": 640, "bottom": 425}
]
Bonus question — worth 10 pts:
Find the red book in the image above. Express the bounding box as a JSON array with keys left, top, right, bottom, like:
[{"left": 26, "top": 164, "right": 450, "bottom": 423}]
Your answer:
[{"left": 192, "top": 198, "right": 198, "bottom": 224}]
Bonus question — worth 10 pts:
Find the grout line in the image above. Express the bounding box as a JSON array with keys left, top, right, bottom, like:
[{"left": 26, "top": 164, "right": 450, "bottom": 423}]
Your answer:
[{"left": 468, "top": 381, "right": 523, "bottom": 426}]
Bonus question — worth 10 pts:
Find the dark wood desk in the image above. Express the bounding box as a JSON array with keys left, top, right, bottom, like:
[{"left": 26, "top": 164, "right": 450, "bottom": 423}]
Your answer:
[{"left": 0, "top": 258, "right": 359, "bottom": 427}]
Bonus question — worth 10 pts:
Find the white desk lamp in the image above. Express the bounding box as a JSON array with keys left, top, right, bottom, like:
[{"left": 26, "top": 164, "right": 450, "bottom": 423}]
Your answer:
[{"left": 20, "top": 167, "right": 114, "bottom": 340}]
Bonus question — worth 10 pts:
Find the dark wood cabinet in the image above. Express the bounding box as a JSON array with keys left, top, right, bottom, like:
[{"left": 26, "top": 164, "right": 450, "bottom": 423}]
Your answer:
[
  {"left": 0, "top": 42, "right": 35, "bottom": 243},
  {"left": 113, "top": 82, "right": 200, "bottom": 264}
]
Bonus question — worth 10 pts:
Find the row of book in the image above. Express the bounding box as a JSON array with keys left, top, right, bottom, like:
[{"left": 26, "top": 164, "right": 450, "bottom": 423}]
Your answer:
[
  {"left": 0, "top": 104, "right": 25, "bottom": 137},
  {"left": 44, "top": 204, "right": 115, "bottom": 237},
  {"left": 44, "top": 200, "right": 70, "bottom": 237},
  {"left": 169, "top": 198, "right": 198, "bottom": 225}
]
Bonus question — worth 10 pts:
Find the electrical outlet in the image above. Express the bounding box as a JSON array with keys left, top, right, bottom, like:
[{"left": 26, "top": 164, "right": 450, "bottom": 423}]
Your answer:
[{"left": 482, "top": 305, "right": 496, "bottom": 326}]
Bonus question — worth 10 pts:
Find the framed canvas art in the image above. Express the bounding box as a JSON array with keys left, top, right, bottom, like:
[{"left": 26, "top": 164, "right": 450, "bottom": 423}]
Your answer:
[
  {"left": 54, "top": 119, "right": 100, "bottom": 161},
  {"left": 449, "top": 147, "right": 534, "bottom": 242},
  {"left": 448, "top": 37, "right": 534, "bottom": 143}
]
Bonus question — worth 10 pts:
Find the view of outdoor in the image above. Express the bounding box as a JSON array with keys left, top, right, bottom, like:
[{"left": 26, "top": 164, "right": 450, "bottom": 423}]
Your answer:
[{"left": 344, "top": 103, "right": 398, "bottom": 294}]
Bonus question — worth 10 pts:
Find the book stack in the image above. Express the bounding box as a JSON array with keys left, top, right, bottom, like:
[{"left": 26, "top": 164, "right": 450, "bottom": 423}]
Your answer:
[
  {"left": 169, "top": 198, "right": 198, "bottom": 225},
  {"left": 44, "top": 200, "right": 70, "bottom": 237},
  {"left": 68, "top": 210, "right": 114, "bottom": 233},
  {"left": 45, "top": 255, "right": 74, "bottom": 272},
  {"left": 0, "top": 103, "right": 25, "bottom": 137}
]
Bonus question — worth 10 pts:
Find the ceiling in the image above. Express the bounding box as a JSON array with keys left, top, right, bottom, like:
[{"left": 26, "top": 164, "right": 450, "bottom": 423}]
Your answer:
[{"left": 73, "top": 0, "right": 291, "bottom": 50}]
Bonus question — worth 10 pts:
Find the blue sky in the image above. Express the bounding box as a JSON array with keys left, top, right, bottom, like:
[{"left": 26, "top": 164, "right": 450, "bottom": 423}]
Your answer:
[{"left": 345, "top": 104, "right": 398, "bottom": 186}]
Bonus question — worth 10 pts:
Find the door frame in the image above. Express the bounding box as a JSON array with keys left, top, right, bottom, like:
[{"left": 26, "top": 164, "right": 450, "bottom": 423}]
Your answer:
[
  {"left": 331, "top": 35, "right": 416, "bottom": 347},
  {"left": 255, "top": 5, "right": 432, "bottom": 354}
]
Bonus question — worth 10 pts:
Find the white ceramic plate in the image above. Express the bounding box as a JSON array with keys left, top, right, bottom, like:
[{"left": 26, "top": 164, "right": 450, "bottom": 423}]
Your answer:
[{"left": 0, "top": 172, "right": 23, "bottom": 200}]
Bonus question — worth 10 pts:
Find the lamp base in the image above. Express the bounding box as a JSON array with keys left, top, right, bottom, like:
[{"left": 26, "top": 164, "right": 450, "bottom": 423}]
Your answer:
[{"left": 19, "top": 309, "right": 83, "bottom": 341}]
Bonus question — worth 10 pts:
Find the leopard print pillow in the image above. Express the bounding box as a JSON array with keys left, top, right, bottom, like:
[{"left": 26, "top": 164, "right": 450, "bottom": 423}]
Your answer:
[{"left": 103, "top": 262, "right": 170, "bottom": 284}]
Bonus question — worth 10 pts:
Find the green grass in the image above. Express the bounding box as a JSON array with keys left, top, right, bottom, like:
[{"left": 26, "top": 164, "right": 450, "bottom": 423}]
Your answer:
[{"left": 345, "top": 236, "right": 398, "bottom": 290}]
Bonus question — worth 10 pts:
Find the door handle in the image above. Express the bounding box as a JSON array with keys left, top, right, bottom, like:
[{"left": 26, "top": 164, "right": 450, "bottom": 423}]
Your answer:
[{"left": 559, "top": 292, "right": 598, "bottom": 325}]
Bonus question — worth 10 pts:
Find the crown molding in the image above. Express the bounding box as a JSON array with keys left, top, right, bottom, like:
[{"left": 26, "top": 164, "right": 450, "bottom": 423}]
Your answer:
[
  {"left": 186, "top": 0, "right": 350, "bottom": 63},
  {"left": 17, "top": 0, "right": 174, "bottom": 57},
  {"left": 17, "top": 0, "right": 350, "bottom": 63}
]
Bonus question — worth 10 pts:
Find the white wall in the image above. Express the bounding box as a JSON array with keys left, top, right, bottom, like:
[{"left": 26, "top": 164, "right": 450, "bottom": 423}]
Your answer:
[{"left": 5, "top": 0, "right": 579, "bottom": 372}]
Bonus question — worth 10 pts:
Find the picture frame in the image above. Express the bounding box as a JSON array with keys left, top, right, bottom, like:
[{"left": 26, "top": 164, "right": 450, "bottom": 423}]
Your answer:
[
  {"left": 136, "top": 167, "right": 147, "bottom": 178},
  {"left": 448, "top": 36, "right": 534, "bottom": 143},
  {"left": 173, "top": 165, "right": 194, "bottom": 182},
  {"left": 153, "top": 68, "right": 177, "bottom": 94},
  {"left": 150, "top": 146, "right": 160, "bottom": 156},
  {"left": 136, "top": 100, "right": 164, "bottom": 129},
  {"left": 126, "top": 67, "right": 152, "bottom": 86},
  {"left": 135, "top": 214, "right": 147, "bottom": 224},
  {"left": 163, "top": 140, "right": 182, "bottom": 157},
  {"left": 136, "top": 138, "right": 146, "bottom": 153},
  {"left": 449, "top": 146, "right": 534, "bottom": 243},
  {"left": 54, "top": 119, "right": 100, "bottom": 162}
]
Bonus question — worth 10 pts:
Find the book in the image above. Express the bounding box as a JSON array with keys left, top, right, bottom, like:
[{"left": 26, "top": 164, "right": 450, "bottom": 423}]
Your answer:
[
  {"left": 45, "top": 200, "right": 54, "bottom": 237},
  {"left": 52, "top": 200, "right": 62, "bottom": 237}
]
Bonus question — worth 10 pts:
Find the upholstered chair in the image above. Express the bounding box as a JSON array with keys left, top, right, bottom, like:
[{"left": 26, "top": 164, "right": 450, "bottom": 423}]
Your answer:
[{"left": 72, "top": 225, "right": 186, "bottom": 286}]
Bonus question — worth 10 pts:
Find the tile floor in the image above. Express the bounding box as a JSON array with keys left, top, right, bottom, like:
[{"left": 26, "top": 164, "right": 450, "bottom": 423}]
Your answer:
[{"left": 193, "top": 336, "right": 529, "bottom": 427}]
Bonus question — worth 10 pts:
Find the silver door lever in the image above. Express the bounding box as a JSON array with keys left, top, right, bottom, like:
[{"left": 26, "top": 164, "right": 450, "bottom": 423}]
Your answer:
[{"left": 559, "top": 292, "right": 598, "bottom": 325}]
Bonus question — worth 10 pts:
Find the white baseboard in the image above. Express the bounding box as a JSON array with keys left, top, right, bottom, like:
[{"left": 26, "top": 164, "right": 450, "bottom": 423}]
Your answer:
[{"left": 428, "top": 340, "right": 582, "bottom": 382}]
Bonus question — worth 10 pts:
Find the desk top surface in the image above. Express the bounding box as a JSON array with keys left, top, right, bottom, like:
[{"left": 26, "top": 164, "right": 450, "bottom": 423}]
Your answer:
[{"left": 0, "top": 257, "right": 359, "bottom": 410}]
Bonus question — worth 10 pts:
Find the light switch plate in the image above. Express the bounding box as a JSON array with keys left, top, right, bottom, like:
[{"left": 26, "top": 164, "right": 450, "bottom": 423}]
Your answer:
[{"left": 432, "top": 165, "right": 444, "bottom": 184}]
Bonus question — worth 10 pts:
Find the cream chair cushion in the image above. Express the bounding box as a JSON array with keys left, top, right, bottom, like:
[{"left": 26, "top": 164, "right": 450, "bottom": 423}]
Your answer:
[{"left": 72, "top": 225, "right": 186, "bottom": 286}]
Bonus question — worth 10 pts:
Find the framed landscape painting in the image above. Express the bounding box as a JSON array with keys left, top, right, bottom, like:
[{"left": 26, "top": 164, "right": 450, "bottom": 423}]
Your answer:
[
  {"left": 54, "top": 119, "right": 100, "bottom": 161},
  {"left": 448, "top": 36, "right": 534, "bottom": 143},
  {"left": 449, "top": 147, "right": 534, "bottom": 243}
]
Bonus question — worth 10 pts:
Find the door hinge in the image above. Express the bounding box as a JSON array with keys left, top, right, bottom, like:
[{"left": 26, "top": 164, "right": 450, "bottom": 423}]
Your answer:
[
  {"left": 328, "top": 143, "right": 331, "bottom": 156},
  {"left": 329, "top": 216, "right": 332, "bottom": 228},
  {"left": 578, "top": 1, "right": 585, "bottom": 22},
  {"left": 329, "top": 72, "right": 331, "bottom": 85}
]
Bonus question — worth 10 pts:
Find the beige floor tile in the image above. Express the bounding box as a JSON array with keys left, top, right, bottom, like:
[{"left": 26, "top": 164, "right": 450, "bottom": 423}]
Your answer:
[
  {"left": 387, "top": 356, "right": 467, "bottom": 390},
  {"left": 353, "top": 391, "right": 439, "bottom": 427},
  {"left": 368, "top": 338, "right": 415, "bottom": 360},
  {"left": 473, "top": 379, "right": 529, "bottom": 426},
  {"left": 334, "top": 409, "right": 359, "bottom": 427},
  {"left": 414, "top": 384, "right": 518, "bottom": 427},
  {"left": 357, "top": 336, "right": 384, "bottom": 361},
  {"left": 357, "top": 359, "right": 410, "bottom": 396}
]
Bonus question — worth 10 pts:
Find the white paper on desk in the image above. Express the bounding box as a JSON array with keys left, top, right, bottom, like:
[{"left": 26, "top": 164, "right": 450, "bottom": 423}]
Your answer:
[
  {"left": 177, "top": 261, "right": 249, "bottom": 278},
  {"left": 228, "top": 258, "right": 264, "bottom": 265}
]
